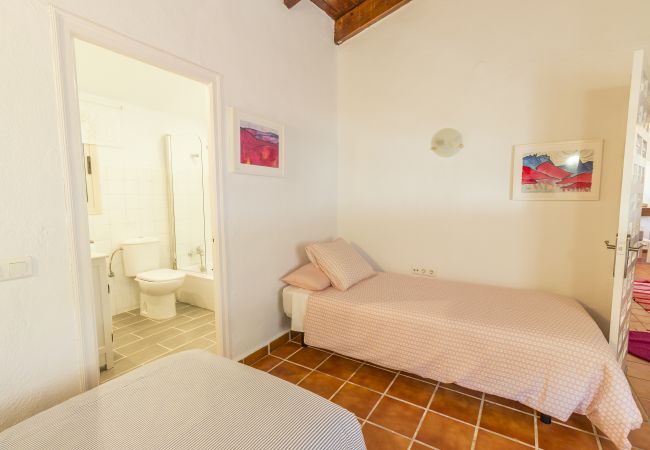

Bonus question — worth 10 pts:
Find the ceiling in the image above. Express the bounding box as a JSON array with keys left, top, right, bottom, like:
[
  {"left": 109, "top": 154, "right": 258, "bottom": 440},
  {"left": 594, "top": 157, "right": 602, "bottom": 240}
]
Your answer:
[{"left": 284, "top": 0, "right": 411, "bottom": 44}]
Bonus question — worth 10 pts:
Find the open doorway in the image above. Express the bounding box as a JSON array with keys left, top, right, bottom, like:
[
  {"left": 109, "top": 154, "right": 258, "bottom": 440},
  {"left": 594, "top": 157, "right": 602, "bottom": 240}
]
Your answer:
[
  {"left": 53, "top": 11, "right": 228, "bottom": 390},
  {"left": 74, "top": 40, "right": 221, "bottom": 383}
]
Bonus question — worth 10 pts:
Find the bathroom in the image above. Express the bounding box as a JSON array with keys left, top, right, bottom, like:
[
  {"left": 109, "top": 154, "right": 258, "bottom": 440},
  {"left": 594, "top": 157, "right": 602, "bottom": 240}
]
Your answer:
[{"left": 75, "top": 40, "right": 219, "bottom": 381}]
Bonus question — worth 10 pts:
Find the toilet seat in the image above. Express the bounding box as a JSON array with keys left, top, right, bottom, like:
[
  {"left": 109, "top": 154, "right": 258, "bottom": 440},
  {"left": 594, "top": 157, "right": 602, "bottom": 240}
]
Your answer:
[{"left": 136, "top": 268, "right": 185, "bottom": 282}]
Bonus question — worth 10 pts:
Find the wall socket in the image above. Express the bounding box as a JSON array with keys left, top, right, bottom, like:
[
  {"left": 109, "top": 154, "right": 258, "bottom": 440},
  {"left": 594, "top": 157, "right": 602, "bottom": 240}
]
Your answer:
[{"left": 411, "top": 267, "right": 436, "bottom": 278}]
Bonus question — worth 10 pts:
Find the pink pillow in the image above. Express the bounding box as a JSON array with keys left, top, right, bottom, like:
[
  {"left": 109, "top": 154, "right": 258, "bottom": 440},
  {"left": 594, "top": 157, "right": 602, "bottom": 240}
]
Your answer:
[
  {"left": 282, "top": 263, "right": 331, "bottom": 291},
  {"left": 305, "top": 238, "right": 375, "bottom": 291}
]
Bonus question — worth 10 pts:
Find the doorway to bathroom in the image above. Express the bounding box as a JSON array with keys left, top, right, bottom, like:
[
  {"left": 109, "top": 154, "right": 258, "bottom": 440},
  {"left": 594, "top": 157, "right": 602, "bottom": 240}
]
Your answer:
[{"left": 53, "top": 11, "right": 228, "bottom": 390}]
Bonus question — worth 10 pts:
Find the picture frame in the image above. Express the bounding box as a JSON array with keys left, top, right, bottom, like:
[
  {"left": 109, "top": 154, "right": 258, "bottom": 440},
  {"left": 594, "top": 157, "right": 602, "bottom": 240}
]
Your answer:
[
  {"left": 228, "top": 107, "right": 285, "bottom": 177},
  {"left": 511, "top": 139, "right": 603, "bottom": 201}
]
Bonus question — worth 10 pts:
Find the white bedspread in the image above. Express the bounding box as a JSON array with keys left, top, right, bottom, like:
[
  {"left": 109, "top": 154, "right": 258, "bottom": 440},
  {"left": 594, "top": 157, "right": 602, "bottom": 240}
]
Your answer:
[
  {"left": 304, "top": 273, "right": 641, "bottom": 450},
  {"left": 0, "top": 350, "right": 365, "bottom": 450}
]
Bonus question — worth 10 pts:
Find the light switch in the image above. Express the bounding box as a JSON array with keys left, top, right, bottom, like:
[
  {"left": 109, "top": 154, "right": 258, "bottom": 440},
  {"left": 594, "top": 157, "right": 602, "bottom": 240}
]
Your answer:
[{"left": 0, "top": 257, "right": 32, "bottom": 282}]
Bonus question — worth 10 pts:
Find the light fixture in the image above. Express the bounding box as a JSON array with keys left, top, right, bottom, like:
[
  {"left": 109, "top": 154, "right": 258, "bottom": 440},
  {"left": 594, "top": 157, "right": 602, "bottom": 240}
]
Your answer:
[{"left": 431, "top": 128, "right": 463, "bottom": 157}]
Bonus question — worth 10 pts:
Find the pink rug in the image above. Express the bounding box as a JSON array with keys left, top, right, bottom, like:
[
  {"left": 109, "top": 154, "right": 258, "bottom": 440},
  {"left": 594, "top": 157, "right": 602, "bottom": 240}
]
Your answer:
[
  {"left": 629, "top": 331, "right": 650, "bottom": 362},
  {"left": 633, "top": 280, "right": 650, "bottom": 312}
]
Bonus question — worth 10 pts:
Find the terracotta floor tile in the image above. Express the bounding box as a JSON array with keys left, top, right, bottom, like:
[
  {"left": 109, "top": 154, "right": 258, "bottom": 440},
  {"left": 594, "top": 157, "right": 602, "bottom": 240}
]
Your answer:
[
  {"left": 439, "top": 382, "right": 482, "bottom": 398},
  {"left": 598, "top": 438, "right": 617, "bottom": 450},
  {"left": 628, "top": 361, "right": 650, "bottom": 381},
  {"left": 251, "top": 355, "right": 283, "bottom": 372},
  {"left": 484, "top": 394, "right": 533, "bottom": 413},
  {"left": 332, "top": 383, "right": 382, "bottom": 419},
  {"left": 627, "top": 354, "right": 648, "bottom": 365},
  {"left": 410, "top": 443, "right": 433, "bottom": 450},
  {"left": 416, "top": 411, "right": 474, "bottom": 450},
  {"left": 368, "top": 397, "right": 424, "bottom": 438},
  {"left": 559, "top": 413, "right": 593, "bottom": 432},
  {"left": 474, "top": 429, "right": 532, "bottom": 450},
  {"left": 270, "top": 341, "right": 302, "bottom": 359},
  {"left": 639, "top": 397, "right": 650, "bottom": 418},
  {"left": 349, "top": 364, "right": 396, "bottom": 392},
  {"left": 479, "top": 402, "right": 535, "bottom": 445},
  {"left": 298, "top": 371, "right": 344, "bottom": 399},
  {"left": 387, "top": 375, "right": 435, "bottom": 407},
  {"left": 317, "top": 354, "right": 362, "bottom": 380},
  {"left": 362, "top": 423, "right": 410, "bottom": 450},
  {"left": 538, "top": 422, "right": 598, "bottom": 450},
  {"left": 268, "top": 361, "right": 311, "bottom": 384},
  {"left": 288, "top": 347, "right": 330, "bottom": 368},
  {"left": 629, "top": 422, "right": 650, "bottom": 449},
  {"left": 244, "top": 348, "right": 269, "bottom": 366},
  {"left": 430, "top": 387, "right": 481, "bottom": 424},
  {"left": 629, "top": 376, "right": 650, "bottom": 399}
]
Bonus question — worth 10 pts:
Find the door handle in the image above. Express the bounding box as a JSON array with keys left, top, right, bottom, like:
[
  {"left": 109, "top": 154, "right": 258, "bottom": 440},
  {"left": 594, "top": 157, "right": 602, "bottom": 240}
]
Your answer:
[
  {"left": 628, "top": 243, "right": 645, "bottom": 254},
  {"left": 605, "top": 240, "right": 617, "bottom": 250}
]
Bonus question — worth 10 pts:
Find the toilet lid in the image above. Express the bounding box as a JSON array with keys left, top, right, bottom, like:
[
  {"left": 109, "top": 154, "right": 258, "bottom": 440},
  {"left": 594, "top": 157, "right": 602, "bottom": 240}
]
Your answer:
[{"left": 137, "top": 269, "right": 186, "bottom": 282}]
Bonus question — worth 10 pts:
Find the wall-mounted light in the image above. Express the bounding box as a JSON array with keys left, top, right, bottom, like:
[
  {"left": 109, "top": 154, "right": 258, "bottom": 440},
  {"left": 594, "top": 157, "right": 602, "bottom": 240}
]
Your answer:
[{"left": 431, "top": 128, "right": 463, "bottom": 157}]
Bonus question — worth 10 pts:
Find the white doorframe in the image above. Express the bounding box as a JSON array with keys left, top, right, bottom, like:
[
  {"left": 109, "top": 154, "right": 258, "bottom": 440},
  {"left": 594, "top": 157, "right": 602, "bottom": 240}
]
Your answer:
[{"left": 51, "top": 8, "right": 231, "bottom": 391}]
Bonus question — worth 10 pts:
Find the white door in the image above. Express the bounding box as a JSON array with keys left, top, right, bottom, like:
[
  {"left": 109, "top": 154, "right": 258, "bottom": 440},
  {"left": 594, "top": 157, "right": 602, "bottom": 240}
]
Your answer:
[{"left": 609, "top": 50, "right": 650, "bottom": 365}]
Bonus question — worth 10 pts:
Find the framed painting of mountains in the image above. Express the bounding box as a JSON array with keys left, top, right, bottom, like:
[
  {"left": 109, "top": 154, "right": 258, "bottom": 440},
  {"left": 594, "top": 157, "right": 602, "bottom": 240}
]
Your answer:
[
  {"left": 229, "top": 107, "right": 285, "bottom": 177},
  {"left": 512, "top": 139, "right": 603, "bottom": 201}
]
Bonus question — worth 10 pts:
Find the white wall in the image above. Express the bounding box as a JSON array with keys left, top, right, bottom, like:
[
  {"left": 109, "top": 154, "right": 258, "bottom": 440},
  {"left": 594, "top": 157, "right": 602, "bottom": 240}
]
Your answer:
[
  {"left": 0, "top": 0, "right": 336, "bottom": 430},
  {"left": 337, "top": 0, "right": 650, "bottom": 333}
]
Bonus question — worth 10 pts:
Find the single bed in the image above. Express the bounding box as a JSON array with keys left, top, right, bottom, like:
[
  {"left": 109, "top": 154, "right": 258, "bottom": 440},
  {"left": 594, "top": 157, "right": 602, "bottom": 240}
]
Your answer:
[
  {"left": 0, "top": 350, "right": 365, "bottom": 450},
  {"left": 295, "top": 272, "right": 641, "bottom": 450}
]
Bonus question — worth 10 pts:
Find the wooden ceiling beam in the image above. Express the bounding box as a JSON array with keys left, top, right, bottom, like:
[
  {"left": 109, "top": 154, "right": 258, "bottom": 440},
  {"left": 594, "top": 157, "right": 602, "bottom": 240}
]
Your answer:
[
  {"left": 334, "top": 0, "right": 411, "bottom": 44},
  {"left": 309, "top": 0, "right": 340, "bottom": 19},
  {"left": 284, "top": 0, "right": 302, "bottom": 8}
]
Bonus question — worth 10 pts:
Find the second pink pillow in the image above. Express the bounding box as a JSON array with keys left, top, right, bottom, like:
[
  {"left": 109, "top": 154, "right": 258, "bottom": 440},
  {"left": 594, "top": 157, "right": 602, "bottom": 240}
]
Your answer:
[{"left": 282, "top": 263, "right": 331, "bottom": 291}]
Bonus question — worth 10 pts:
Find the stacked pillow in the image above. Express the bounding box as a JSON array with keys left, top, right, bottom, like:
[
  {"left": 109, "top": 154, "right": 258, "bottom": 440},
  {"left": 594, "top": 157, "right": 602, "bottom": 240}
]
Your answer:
[{"left": 282, "top": 238, "right": 375, "bottom": 291}]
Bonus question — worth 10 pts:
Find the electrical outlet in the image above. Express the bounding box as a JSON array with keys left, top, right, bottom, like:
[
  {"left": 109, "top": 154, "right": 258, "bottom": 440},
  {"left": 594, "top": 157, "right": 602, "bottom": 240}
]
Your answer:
[{"left": 411, "top": 267, "right": 436, "bottom": 278}]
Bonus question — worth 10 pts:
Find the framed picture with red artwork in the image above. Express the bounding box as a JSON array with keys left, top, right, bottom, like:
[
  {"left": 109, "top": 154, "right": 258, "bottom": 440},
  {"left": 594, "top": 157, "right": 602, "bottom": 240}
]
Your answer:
[
  {"left": 228, "top": 107, "right": 285, "bottom": 177},
  {"left": 511, "top": 139, "right": 603, "bottom": 201}
]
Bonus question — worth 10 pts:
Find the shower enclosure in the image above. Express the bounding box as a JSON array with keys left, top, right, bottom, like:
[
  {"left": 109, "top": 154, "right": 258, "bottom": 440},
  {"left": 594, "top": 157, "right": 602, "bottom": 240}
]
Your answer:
[{"left": 165, "top": 134, "right": 212, "bottom": 276}]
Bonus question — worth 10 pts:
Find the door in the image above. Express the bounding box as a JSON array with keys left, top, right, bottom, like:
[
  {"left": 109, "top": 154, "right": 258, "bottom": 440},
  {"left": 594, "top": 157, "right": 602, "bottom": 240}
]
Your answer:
[{"left": 609, "top": 50, "right": 650, "bottom": 365}]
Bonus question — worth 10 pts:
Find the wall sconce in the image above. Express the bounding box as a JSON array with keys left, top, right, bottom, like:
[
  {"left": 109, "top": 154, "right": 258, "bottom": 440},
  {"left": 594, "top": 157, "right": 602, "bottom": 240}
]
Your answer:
[{"left": 431, "top": 128, "right": 463, "bottom": 157}]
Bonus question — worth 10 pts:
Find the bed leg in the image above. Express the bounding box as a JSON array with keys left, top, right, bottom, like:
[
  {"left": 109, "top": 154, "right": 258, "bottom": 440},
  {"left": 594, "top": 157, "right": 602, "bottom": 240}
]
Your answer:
[
  {"left": 300, "top": 333, "right": 306, "bottom": 347},
  {"left": 540, "top": 414, "right": 552, "bottom": 425}
]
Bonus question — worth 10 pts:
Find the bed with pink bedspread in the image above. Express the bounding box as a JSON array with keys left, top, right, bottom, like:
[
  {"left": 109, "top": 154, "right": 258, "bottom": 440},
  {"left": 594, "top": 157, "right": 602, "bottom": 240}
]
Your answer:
[{"left": 304, "top": 272, "right": 642, "bottom": 450}]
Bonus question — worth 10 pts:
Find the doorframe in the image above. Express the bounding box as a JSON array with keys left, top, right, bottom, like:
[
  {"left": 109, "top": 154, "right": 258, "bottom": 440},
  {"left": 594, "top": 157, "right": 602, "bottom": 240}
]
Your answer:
[{"left": 51, "top": 8, "right": 231, "bottom": 391}]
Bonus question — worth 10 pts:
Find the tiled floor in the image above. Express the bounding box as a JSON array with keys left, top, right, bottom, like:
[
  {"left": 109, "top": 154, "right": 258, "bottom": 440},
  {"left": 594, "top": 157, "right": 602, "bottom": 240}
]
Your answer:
[
  {"left": 249, "top": 334, "right": 650, "bottom": 450},
  {"left": 100, "top": 302, "right": 217, "bottom": 383}
]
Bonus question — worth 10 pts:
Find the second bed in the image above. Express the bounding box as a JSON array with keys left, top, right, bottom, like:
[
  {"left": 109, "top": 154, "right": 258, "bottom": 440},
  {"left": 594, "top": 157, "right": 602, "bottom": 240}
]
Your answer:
[{"left": 284, "top": 272, "right": 641, "bottom": 450}]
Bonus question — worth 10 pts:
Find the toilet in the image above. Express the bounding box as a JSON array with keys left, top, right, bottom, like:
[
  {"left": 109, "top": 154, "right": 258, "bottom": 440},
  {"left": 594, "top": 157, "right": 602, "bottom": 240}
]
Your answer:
[{"left": 122, "top": 237, "right": 186, "bottom": 320}]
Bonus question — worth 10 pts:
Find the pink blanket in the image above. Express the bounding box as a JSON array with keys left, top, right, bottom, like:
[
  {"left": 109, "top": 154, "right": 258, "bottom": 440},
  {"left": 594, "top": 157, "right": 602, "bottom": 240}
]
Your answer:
[{"left": 304, "top": 273, "right": 641, "bottom": 450}]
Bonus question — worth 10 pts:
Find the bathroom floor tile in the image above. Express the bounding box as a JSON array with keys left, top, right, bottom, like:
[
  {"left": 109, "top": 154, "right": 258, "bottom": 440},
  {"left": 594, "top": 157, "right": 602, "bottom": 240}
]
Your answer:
[
  {"left": 116, "top": 327, "right": 181, "bottom": 355},
  {"left": 158, "top": 323, "right": 215, "bottom": 350},
  {"left": 100, "top": 303, "right": 217, "bottom": 384}
]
